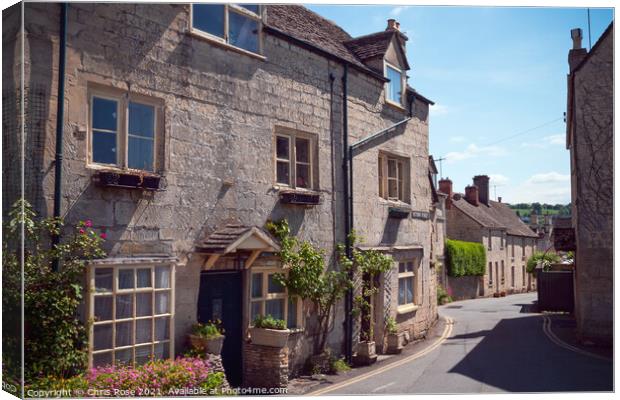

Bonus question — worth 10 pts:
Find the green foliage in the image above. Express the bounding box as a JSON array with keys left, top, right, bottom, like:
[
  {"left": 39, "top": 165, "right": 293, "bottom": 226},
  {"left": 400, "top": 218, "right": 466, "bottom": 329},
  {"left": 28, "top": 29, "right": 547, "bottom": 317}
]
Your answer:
[
  {"left": 3, "top": 200, "right": 107, "bottom": 384},
  {"left": 252, "top": 314, "right": 287, "bottom": 330},
  {"left": 329, "top": 357, "right": 351, "bottom": 374},
  {"left": 445, "top": 239, "right": 486, "bottom": 277},
  {"left": 437, "top": 284, "right": 453, "bottom": 305},
  {"left": 526, "top": 251, "right": 561, "bottom": 273},
  {"left": 192, "top": 320, "right": 224, "bottom": 339},
  {"left": 385, "top": 317, "right": 398, "bottom": 335},
  {"left": 266, "top": 220, "right": 393, "bottom": 353}
]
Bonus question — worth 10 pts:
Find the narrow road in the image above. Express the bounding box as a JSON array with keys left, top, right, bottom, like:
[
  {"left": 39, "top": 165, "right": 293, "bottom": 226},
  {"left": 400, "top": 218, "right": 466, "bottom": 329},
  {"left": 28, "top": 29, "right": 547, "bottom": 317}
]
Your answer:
[{"left": 326, "top": 293, "right": 612, "bottom": 394}]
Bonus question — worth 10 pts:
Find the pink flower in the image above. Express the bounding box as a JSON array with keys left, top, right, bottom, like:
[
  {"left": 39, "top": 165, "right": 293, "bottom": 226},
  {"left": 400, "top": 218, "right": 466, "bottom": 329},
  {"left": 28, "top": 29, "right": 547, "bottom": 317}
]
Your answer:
[
  {"left": 79, "top": 228, "right": 85, "bottom": 234},
  {"left": 100, "top": 232, "right": 107, "bottom": 239},
  {"left": 85, "top": 220, "right": 93, "bottom": 227}
]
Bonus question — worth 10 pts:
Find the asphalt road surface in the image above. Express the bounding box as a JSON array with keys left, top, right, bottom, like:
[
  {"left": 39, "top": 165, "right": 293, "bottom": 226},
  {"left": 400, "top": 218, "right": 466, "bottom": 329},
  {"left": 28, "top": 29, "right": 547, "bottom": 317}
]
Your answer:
[{"left": 329, "top": 293, "right": 613, "bottom": 394}]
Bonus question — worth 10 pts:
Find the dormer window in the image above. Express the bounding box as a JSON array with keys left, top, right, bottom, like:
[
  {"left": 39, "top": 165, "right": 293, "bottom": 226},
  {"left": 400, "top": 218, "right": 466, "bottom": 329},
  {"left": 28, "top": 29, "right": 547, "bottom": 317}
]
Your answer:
[
  {"left": 191, "top": 4, "right": 262, "bottom": 55},
  {"left": 385, "top": 63, "right": 404, "bottom": 106}
]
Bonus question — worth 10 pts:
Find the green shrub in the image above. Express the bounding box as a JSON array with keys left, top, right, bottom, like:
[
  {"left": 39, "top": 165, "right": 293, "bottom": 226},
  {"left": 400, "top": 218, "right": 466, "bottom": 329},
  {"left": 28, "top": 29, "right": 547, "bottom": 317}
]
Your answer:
[
  {"left": 437, "top": 284, "right": 453, "bottom": 305},
  {"left": 445, "top": 239, "right": 486, "bottom": 277},
  {"left": 329, "top": 357, "right": 351, "bottom": 374},
  {"left": 252, "top": 314, "right": 287, "bottom": 330},
  {"left": 386, "top": 317, "right": 398, "bottom": 335},
  {"left": 526, "top": 251, "right": 561, "bottom": 273},
  {"left": 191, "top": 320, "right": 224, "bottom": 339}
]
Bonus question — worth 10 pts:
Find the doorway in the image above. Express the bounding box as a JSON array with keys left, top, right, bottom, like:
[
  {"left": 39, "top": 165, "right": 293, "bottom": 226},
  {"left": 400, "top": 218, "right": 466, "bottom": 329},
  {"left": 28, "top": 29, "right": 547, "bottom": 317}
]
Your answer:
[{"left": 197, "top": 271, "right": 242, "bottom": 387}]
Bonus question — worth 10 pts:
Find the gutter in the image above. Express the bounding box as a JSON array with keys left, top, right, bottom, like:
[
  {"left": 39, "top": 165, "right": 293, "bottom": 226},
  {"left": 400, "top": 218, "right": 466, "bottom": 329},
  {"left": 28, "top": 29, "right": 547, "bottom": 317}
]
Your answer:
[{"left": 52, "top": 3, "right": 68, "bottom": 271}]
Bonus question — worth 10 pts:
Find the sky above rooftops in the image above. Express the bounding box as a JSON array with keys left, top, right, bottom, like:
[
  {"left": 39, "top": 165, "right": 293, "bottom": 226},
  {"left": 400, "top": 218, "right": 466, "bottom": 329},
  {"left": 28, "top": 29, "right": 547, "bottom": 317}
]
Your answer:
[{"left": 307, "top": 4, "right": 613, "bottom": 204}]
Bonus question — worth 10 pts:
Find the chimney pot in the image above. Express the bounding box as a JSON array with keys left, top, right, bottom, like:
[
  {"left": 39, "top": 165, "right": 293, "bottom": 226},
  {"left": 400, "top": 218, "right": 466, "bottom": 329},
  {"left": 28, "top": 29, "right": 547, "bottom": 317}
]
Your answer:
[
  {"left": 498, "top": 196, "right": 502, "bottom": 203},
  {"left": 387, "top": 18, "right": 398, "bottom": 31},
  {"left": 571, "top": 28, "right": 583, "bottom": 49},
  {"left": 472, "top": 175, "right": 490, "bottom": 206},
  {"left": 439, "top": 178, "right": 453, "bottom": 209},
  {"left": 465, "top": 185, "right": 479, "bottom": 206}
]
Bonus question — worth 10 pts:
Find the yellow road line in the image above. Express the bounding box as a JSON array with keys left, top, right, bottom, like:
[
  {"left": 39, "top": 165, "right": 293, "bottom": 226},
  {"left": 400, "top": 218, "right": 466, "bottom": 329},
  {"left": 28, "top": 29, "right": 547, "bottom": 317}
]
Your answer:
[
  {"left": 309, "top": 317, "right": 454, "bottom": 396},
  {"left": 542, "top": 315, "right": 611, "bottom": 362}
]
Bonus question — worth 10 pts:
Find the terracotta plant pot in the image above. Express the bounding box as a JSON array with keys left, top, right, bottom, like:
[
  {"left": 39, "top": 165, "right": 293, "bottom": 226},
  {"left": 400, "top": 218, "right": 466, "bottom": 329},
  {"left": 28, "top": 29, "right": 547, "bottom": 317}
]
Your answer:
[
  {"left": 189, "top": 334, "right": 225, "bottom": 355},
  {"left": 248, "top": 327, "right": 290, "bottom": 348},
  {"left": 386, "top": 332, "right": 406, "bottom": 354}
]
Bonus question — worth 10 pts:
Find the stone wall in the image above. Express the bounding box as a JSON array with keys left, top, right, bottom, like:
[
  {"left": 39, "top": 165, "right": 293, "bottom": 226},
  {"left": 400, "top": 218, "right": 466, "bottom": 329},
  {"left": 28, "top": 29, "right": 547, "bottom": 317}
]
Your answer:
[
  {"left": 570, "top": 25, "right": 613, "bottom": 345},
  {"left": 19, "top": 2, "right": 435, "bottom": 373},
  {"left": 242, "top": 342, "right": 288, "bottom": 389}
]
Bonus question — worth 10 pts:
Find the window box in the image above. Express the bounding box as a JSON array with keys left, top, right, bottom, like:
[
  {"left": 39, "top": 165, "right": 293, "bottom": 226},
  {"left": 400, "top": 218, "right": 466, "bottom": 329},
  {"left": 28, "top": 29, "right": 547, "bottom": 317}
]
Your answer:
[
  {"left": 248, "top": 327, "right": 290, "bottom": 348},
  {"left": 279, "top": 190, "right": 321, "bottom": 205},
  {"left": 96, "top": 170, "right": 162, "bottom": 191},
  {"left": 388, "top": 206, "right": 410, "bottom": 219}
]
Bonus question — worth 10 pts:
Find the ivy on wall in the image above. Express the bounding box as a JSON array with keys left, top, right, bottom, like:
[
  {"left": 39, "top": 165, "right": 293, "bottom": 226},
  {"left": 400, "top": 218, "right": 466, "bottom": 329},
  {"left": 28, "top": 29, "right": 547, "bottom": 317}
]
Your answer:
[{"left": 445, "top": 239, "right": 486, "bottom": 277}]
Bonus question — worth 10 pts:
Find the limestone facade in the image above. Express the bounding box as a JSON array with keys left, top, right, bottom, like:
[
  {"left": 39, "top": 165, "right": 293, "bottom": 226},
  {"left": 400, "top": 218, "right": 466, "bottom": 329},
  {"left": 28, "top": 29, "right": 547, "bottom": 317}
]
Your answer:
[{"left": 4, "top": 3, "right": 437, "bottom": 379}]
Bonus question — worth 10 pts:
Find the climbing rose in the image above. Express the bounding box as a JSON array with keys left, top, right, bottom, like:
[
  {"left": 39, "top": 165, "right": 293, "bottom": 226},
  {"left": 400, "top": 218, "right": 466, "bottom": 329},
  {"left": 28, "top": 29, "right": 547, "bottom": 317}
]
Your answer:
[{"left": 100, "top": 232, "right": 107, "bottom": 239}]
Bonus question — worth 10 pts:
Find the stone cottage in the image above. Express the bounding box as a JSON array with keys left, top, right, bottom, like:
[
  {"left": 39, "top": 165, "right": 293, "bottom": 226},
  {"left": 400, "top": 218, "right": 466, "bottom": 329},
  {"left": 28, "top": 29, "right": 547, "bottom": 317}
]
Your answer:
[
  {"left": 564, "top": 24, "right": 613, "bottom": 345},
  {"left": 3, "top": 3, "right": 436, "bottom": 386},
  {"left": 439, "top": 176, "right": 539, "bottom": 299}
]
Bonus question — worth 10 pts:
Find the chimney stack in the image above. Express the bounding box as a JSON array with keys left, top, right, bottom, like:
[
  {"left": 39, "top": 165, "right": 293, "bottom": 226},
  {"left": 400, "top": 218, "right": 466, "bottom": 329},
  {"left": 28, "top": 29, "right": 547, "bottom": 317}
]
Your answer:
[
  {"left": 387, "top": 18, "right": 399, "bottom": 31},
  {"left": 531, "top": 213, "right": 538, "bottom": 225},
  {"left": 472, "top": 175, "right": 490, "bottom": 206},
  {"left": 465, "top": 185, "right": 479, "bottom": 206},
  {"left": 568, "top": 28, "right": 588, "bottom": 72},
  {"left": 439, "top": 178, "right": 453, "bottom": 209},
  {"left": 498, "top": 196, "right": 502, "bottom": 203}
]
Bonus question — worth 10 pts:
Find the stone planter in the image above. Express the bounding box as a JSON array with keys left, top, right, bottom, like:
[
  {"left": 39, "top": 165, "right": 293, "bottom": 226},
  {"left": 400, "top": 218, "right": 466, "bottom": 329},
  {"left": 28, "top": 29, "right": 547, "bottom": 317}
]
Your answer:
[
  {"left": 386, "top": 332, "right": 406, "bottom": 354},
  {"left": 189, "top": 334, "right": 225, "bottom": 355},
  {"left": 248, "top": 327, "right": 290, "bottom": 348},
  {"left": 354, "top": 341, "right": 377, "bottom": 366}
]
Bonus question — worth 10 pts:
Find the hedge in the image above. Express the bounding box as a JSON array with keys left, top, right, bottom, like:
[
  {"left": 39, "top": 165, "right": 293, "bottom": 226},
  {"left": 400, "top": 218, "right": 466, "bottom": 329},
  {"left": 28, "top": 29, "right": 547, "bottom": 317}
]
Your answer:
[{"left": 445, "top": 239, "right": 486, "bottom": 277}]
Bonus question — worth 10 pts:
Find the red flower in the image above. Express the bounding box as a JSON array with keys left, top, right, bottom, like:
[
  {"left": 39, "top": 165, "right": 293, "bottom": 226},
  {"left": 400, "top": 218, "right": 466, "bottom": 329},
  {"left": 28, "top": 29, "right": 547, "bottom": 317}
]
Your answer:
[
  {"left": 79, "top": 228, "right": 85, "bottom": 235},
  {"left": 85, "top": 220, "right": 93, "bottom": 228},
  {"left": 100, "top": 232, "right": 107, "bottom": 239}
]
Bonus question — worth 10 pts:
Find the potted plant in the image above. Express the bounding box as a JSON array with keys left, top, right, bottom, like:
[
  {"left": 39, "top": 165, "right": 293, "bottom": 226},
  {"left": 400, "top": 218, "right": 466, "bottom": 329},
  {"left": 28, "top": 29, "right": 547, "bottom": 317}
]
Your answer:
[
  {"left": 189, "top": 320, "right": 225, "bottom": 355},
  {"left": 249, "top": 315, "right": 290, "bottom": 348},
  {"left": 385, "top": 317, "right": 405, "bottom": 354}
]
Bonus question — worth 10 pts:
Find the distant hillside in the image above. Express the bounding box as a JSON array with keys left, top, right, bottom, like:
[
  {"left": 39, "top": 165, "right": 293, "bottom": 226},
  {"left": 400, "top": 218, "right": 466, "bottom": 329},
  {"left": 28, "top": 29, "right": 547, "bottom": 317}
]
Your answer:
[{"left": 507, "top": 203, "right": 571, "bottom": 218}]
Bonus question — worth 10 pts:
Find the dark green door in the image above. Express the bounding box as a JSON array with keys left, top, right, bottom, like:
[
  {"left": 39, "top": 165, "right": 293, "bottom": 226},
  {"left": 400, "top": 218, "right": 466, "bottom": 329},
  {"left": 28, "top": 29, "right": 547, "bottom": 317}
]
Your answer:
[{"left": 198, "top": 271, "right": 242, "bottom": 387}]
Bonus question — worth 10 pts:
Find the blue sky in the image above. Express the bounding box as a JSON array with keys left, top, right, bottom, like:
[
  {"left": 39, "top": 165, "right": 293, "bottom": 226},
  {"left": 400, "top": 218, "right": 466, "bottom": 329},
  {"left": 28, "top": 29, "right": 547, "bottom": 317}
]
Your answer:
[{"left": 307, "top": 4, "right": 614, "bottom": 204}]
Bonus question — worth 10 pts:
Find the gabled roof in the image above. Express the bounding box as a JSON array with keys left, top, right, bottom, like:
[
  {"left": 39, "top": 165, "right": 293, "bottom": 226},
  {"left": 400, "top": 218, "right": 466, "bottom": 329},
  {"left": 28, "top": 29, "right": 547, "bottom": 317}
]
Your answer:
[
  {"left": 196, "top": 224, "right": 280, "bottom": 254},
  {"left": 451, "top": 195, "right": 538, "bottom": 238},
  {"left": 344, "top": 30, "right": 410, "bottom": 70}
]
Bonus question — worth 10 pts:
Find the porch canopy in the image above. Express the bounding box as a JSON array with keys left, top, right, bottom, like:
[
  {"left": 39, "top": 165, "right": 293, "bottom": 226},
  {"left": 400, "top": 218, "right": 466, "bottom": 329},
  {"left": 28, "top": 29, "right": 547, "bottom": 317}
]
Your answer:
[{"left": 195, "top": 224, "right": 280, "bottom": 270}]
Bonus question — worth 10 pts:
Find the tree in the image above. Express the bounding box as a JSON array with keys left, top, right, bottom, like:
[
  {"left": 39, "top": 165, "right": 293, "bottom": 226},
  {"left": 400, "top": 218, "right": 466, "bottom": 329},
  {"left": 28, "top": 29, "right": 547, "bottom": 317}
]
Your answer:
[{"left": 3, "top": 200, "right": 107, "bottom": 383}]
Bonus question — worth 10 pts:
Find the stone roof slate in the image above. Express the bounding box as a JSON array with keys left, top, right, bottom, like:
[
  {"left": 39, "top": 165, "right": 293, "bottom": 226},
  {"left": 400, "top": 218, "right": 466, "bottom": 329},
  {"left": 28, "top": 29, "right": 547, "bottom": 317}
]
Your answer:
[
  {"left": 197, "top": 224, "right": 279, "bottom": 253},
  {"left": 344, "top": 31, "right": 394, "bottom": 61},
  {"left": 451, "top": 195, "right": 538, "bottom": 238}
]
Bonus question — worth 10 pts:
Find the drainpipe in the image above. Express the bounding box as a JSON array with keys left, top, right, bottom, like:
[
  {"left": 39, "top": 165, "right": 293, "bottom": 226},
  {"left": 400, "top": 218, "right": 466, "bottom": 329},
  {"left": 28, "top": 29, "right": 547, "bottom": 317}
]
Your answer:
[
  {"left": 342, "top": 64, "right": 354, "bottom": 364},
  {"left": 52, "top": 3, "right": 68, "bottom": 272}
]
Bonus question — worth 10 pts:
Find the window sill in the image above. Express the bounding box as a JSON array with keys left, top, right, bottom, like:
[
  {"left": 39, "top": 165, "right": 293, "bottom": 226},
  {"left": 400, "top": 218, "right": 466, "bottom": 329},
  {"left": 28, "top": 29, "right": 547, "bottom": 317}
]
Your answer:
[
  {"left": 380, "top": 198, "right": 411, "bottom": 208},
  {"left": 397, "top": 304, "right": 419, "bottom": 315},
  {"left": 189, "top": 29, "right": 266, "bottom": 62},
  {"left": 385, "top": 99, "right": 407, "bottom": 112}
]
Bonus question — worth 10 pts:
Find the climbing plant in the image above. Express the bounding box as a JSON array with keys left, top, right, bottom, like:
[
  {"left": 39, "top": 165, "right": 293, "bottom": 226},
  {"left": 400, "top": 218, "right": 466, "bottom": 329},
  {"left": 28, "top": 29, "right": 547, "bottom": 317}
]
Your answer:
[{"left": 2, "top": 200, "right": 106, "bottom": 383}]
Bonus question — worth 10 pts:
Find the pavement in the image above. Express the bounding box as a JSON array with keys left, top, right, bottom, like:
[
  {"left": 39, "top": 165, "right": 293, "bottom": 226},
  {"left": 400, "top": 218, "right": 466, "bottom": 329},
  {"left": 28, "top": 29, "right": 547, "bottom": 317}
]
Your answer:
[{"left": 302, "top": 293, "right": 613, "bottom": 395}]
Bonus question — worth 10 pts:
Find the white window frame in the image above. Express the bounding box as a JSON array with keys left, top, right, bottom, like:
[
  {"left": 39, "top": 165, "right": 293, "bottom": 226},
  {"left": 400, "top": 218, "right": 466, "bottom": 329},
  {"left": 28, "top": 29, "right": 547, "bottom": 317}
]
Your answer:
[
  {"left": 249, "top": 268, "right": 303, "bottom": 330},
  {"left": 384, "top": 61, "right": 405, "bottom": 107},
  {"left": 190, "top": 4, "right": 264, "bottom": 57},
  {"left": 397, "top": 260, "right": 417, "bottom": 313},
  {"left": 87, "top": 262, "right": 175, "bottom": 368},
  {"left": 274, "top": 129, "right": 316, "bottom": 190},
  {"left": 88, "top": 87, "right": 162, "bottom": 172},
  {"left": 378, "top": 152, "right": 409, "bottom": 203}
]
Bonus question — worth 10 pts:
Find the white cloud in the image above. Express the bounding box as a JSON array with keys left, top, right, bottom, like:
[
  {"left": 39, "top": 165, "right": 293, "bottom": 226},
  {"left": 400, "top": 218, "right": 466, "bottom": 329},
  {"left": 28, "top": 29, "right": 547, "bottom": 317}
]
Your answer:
[
  {"left": 390, "top": 6, "right": 407, "bottom": 16},
  {"left": 489, "top": 174, "right": 510, "bottom": 185},
  {"left": 526, "top": 172, "right": 570, "bottom": 184},
  {"left": 498, "top": 171, "right": 571, "bottom": 204},
  {"left": 429, "top": 103, "right": 449, "bottom": 117},
  {"left": 449, "top": 135, "right": 466, "bottom": 143},
  {"left": 444, "top": 144, "right": 507, "bottom": 163},
  {"left": 520, "top": 134, "right": 565, "bottom": 149}
]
